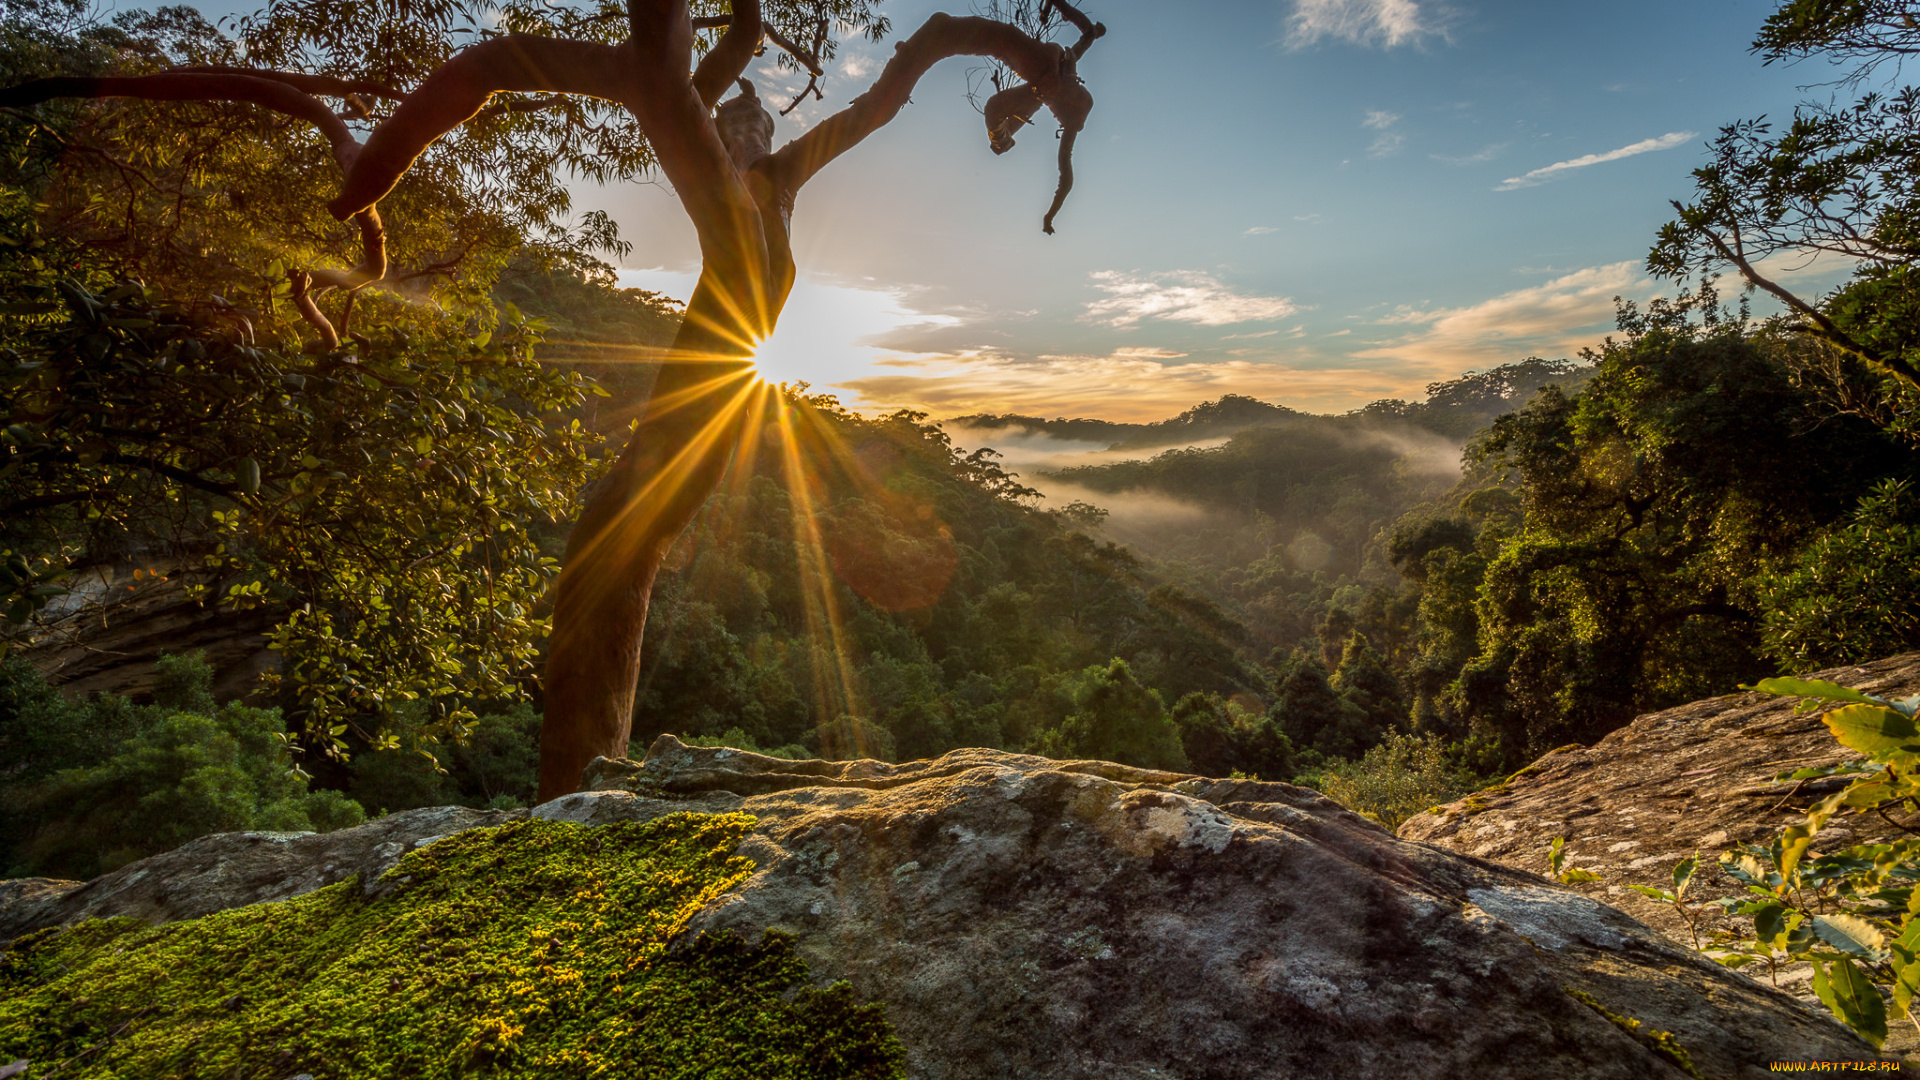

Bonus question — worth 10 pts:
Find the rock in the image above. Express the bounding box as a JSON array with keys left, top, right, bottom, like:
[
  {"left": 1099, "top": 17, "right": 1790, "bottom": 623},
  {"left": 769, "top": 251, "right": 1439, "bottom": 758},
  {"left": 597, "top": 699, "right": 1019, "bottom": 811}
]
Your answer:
[
  {"left": 1399, "top": 652, "right": 1920, "bottom": 1055},
  {"left": 570, "top": 736, "right": 1888, "bottom": 1077},
  {"left": 0, "top": 805, "right": 525, "bottom": 941},
  {"left": 1399, "top": 652, "right": 1920, "bottom": 942},
  {"left": 20, "top": 565, "right": 279, "bottom": 702},
  {"left": 1, "top": 733, "right": 1896, "bottom": 1076}
]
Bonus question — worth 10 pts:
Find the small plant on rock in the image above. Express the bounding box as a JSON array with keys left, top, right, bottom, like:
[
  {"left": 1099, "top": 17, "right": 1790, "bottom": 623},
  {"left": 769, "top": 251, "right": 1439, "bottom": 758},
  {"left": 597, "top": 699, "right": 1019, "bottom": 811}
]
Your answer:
[
  {"left": 1628, "top": 855, "right": 1718, "bottom": 950},
  {"left": 1546, "top": 836, "right": 1603, "bottom": 885},
  {"left": 1693, "top": 676, "right": 1920, "bottom": 1048}
]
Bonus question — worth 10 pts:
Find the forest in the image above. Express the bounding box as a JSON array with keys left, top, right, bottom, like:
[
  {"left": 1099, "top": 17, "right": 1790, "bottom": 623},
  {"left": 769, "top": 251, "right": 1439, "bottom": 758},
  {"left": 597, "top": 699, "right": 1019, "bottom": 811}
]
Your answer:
[{"left": 1, "top": 0, "right": 1919, "bottom": 889}]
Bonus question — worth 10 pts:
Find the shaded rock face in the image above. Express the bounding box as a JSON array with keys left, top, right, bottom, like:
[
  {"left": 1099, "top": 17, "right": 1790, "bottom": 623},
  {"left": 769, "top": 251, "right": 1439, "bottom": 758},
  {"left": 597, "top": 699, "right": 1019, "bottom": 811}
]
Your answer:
[
  {"left": 566, "top": 737, "right": 1886, "bottom": 1078},
  {"left": 0, "top": 738, "right": 1893, "bottom": 1077},
  {"left": 1400, "top": 653, "right": 1920, "bottom": 962},
  {"left": 0, "top": 805, "right": 524, "bottom": 941},
  {"left": 21, "top": 567, "right": 278, "bottom": 702}
]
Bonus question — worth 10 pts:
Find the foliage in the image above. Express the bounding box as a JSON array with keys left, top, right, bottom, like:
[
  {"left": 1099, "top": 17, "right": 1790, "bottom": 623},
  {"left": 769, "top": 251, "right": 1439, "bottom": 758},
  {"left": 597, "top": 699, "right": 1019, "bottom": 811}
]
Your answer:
[
  {"left": 1270, "top": 651, "right": 1374, "bottom": 761},
  {"left": 1654, "top": 0, "right": 1920, "bottom": 437},
  {"left": 1315, "top": 731, "right": 1473, "bottom": 830},
  {"left": 1169, "top": 691, "right": 1291, "bottom": 780},
  {"left": 1695, "top": 677, "right": 1920, "bottom": 1048},
  {"left": 0, "top": 814, "right": 906, "bottom": 1078},
  {"left": 0, "top": 265, "right": 605, "bottom": 753},
  {"left": 345, "top": 702, "right": 544, "bottom": 814},
  {"left": 3, "top": 652, "right": 364, "bottom": 879},
  {"left": 1411, "top": 291, "right": 1915, "bottom": 768},
  {"left": 627, "top": 394, "right": 1257, "bottom": 773},
  {"left": 1757, "top": 478, "right": 1920, "bottom": 666},
  {"left": 1032, "top": 658, "right": 1188, "bottom": 772},
  {"left": 1627, "top": 855, "right": 1716, "bottom": 950},
  {"left": 0, "top": 0, "right": 631, "bottom": 318}
]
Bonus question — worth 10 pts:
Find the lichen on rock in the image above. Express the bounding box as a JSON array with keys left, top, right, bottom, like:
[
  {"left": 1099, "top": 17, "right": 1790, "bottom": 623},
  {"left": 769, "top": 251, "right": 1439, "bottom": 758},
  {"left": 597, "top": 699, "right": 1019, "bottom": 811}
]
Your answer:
[{"left": 0, "top": 814, "right": 904, "bottom": 1079}]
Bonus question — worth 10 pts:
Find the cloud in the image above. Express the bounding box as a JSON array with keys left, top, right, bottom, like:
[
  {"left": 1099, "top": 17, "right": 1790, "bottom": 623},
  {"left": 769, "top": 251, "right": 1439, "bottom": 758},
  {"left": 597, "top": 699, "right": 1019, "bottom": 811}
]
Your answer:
[
  {"left": 1244, "top": 225, "right": 1279, "bottom": 236},
  {"left": 1286, "top": 0, "right": 1440, "bottom": 49},
  {"left": 1497, "top": 131, "right": 1697, "bottom": 190},
  {"left": 838, "top": 349, "right": 1423, "bottom": 421},
  {"left": 1362, "top": 109, "right": 1404, "bottom": 157},
  {"left": 1431, "top": 142, "right": 1506, "bottom": 165},
  {"left": 1084, "top": 271, "right": 1297, "bottom": 329},
  {"left": 1353, "top": 262, "right": 1652, "bottom": 372}
]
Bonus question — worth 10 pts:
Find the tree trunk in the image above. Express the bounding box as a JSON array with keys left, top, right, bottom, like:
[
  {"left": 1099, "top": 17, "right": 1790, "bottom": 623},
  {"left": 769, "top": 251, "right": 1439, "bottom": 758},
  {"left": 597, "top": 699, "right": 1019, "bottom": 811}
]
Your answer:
[{"left": 536, "top": 270, "right": 762, "bottom": 801}]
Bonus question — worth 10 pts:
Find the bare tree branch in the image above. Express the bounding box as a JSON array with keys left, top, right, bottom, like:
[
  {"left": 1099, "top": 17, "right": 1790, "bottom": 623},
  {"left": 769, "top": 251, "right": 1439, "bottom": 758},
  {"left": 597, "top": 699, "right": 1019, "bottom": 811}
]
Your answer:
[
  {"left": 328, "top": 35, "right": 632, "bottom": 220},
  {"left": 692, "top": 0, "right": 765, "bottom": 108},
  {"left": 171, "top": 66, "right": 405, "bottom": 102},
  {"left": 766, "top": 12, "right": 1098, "bottom": 229},
  {"left": 1683, "top": 201, "right": 1920, "bottom": 392},
  {"left": 0, "top": 72, "right": 357, "bottom": 167},
  {"left": 287, "top": 269, "right": 339, "bottom": 348}
]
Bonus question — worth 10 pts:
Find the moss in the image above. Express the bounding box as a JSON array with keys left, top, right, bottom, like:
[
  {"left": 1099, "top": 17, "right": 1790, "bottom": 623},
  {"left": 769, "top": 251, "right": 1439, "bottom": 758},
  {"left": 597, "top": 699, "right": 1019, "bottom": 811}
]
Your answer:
[
  {"left": 1565, "top": 987, "right": 1705, "bottom": 1080},
  {"left": 0, "top": 814, "right": 905, "bottom": 1079}
]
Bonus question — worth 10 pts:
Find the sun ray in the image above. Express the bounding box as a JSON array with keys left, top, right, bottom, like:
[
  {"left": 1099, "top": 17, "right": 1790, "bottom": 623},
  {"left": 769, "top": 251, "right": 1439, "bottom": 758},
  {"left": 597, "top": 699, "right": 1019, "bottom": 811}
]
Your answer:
[{"left": 771, "top": 392, "right": 871, "bottom": 758}]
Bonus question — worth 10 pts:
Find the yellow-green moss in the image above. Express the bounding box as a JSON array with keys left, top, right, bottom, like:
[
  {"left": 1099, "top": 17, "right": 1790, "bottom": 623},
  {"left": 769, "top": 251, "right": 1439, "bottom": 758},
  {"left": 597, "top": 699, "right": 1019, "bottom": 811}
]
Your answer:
[
  {"left": 0, "top": 813, "right": 904, "bottom": 1079},
  {"left": 1565, "top": 987, "right": 1705, "bottom": 1080}
]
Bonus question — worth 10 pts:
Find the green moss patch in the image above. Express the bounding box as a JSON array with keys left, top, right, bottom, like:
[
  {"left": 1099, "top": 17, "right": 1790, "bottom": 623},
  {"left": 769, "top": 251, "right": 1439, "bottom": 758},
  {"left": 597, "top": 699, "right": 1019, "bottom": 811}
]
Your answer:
[{"left": 0, "top": 814, "right": 904, "bottom": 1079}]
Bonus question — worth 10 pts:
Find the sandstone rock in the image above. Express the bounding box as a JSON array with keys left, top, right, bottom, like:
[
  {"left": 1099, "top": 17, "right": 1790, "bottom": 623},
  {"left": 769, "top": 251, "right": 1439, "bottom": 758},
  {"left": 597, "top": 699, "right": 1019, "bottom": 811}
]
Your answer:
[
  {"left": 1400, "top": 652, "right": 1920, "bottom": 1056},
  {"left": 0, "top": 805, "right": 524, "bottom": 941},
  {"left": 1, "top": 735, "right": 1896, "bottom": 1076},
  {"left": 21, "top": 566, "right": 279, "bottom": 702},
  {"left": 570, "top": 736, "right": 1888, "bottom": 1077},
  {"left": 1400, "top": 653, "right": 1920, "bottom": 956}
]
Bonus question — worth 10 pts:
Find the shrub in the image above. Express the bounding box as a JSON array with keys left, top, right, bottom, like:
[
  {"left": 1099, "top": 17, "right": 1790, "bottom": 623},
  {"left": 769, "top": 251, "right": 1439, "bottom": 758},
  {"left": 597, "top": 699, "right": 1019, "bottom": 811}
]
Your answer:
[{"left": 1317, "top": 732, "right": 1475, "bottom": 830}]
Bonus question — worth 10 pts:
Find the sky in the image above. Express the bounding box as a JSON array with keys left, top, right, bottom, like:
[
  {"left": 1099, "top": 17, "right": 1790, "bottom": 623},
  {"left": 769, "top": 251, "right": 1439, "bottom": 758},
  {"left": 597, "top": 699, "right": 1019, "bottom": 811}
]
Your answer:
[{"left": 583, "top": 0, "right": 1863, "bottom": 422}]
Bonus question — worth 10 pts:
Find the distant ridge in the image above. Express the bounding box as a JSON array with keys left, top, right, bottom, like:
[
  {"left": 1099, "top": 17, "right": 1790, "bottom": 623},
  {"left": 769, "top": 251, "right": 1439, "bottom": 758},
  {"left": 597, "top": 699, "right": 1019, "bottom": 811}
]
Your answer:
[
  {"left": 943, "top": 361, "right": 1591, "bottom": 453},
  {"left": 947, "top": 394, "right": 1300, "bottom": 452}
]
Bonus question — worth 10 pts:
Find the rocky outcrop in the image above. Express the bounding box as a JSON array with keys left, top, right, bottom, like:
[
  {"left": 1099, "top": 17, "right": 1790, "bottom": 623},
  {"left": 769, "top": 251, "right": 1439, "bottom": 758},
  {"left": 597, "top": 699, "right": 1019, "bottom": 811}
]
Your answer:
[
  {"left": 1, "top": 738, "right": 1898, "bottom": 1077},
  {"left": 1400, "top": 653, "right": 1920, "bottom": 965},
  {"left": 0, "top": 805, "right": 523, "bottom": 941},
  {"left": 560, "top": 738, "right": 1884, "bottom": 1077},
  {"left": 21, "top": 566, "right": 278, "bottom": 702}
]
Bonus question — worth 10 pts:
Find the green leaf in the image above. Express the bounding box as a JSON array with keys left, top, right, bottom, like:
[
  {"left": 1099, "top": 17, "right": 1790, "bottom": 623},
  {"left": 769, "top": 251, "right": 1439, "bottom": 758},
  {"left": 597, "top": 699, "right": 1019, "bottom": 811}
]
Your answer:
[
  {"left": 1752, "top": 903, "right": 1789, "bottom": 946},
  {"left": 1824, "top": 703, "right": 1920, "bottom": 760},
  {"left": 1751, "top": 677, "right": 1886, "bottom": 707},
  {"left": 1813, "top": 913, "right": 1887, "bottom": 957},
  {"left": 1891, "top": 922, "right": 1920, "bottom": 1019},
  {"left": 238, "top": 456, "right": 260, "bottom": 495},
  {"left": 1780, "top": 826, "right": 1815, "bottom": 882},
  {"left": 1812, "top": 957, "right": 1888, "bottom": 1047},
  {"left": 1671, "top": 855, "right": 1698, "bottom": 897}
]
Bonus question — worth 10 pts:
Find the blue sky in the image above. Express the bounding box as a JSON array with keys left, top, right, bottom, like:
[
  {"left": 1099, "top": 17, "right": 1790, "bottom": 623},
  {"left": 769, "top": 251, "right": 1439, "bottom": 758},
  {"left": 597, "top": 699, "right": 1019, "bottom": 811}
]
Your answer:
[{"left": 593, "top": 0, "right": 1858, "bottom": 420}]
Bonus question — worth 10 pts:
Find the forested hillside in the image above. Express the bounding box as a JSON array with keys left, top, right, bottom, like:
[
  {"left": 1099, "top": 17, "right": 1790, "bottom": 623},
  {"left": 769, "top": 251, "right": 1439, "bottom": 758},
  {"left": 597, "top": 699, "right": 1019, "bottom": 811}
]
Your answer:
[{"left": 5, "top": 0, "right": 1920, "bottom": 886}]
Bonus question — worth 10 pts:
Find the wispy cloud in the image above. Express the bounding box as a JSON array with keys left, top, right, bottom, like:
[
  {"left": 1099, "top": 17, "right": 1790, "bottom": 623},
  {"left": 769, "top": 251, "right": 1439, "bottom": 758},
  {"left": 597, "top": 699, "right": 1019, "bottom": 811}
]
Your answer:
[
  {"left": 1286, "top": 0, "right": 1441, "bottom": 49},
  {"left": 1362, "top": 109, "right": 1404, "bottom": 157},
  {"left": 1244, "top": 225, "right": 1279, "bottom": 236},
  {"left": 840, "top": 350, "right": 1419, "bottom": 421},
  {"left": 1084, "top": 270, "right": 1297, "bottom": 329},
  {"left": 1354, "top": 262, "right": 1652, "bottom": 372},
  {"left": 1497, "top": 131, "right": 1697, "bottom": 190},
  {"left": 1431, "top": 142, "right": 1506, "bottom": 165}
]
